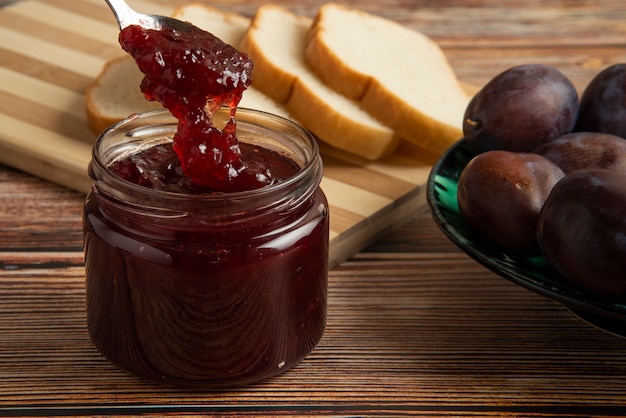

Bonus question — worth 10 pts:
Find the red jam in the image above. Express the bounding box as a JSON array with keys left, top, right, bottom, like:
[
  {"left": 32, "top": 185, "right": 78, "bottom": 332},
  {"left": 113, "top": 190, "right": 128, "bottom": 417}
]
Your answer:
[
  {"left": 83, "top": 109, "right": 329, "bottom": 388},
  {"left": 119, "top": 24, "right": 268, "bottom": 192},
  {"left": 108, "top": 142, "right": 299, "bottom": 194}
]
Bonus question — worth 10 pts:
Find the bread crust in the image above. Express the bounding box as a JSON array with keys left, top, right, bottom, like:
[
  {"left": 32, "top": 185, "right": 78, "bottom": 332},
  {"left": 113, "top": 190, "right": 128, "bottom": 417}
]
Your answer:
[
  {"left": 84, "top": 56, "right": 161, "bottom": 135},
  {"left": 240, "top": 28, "right": 297, "bottom": 103},
  {"left": 305, "top": 13, "right": 368, "bottom": 100},
  {"left": 361, "top": 82, "right": 460, "bottom": 154},
  {"left": 84, "top": 56, "right": 123, "bottom": 134},
  {"left": 287, "top": 78, "right": 399, "bottom": 159},
  {"left": 305, "top": 3, "right": 470, "bottom": 155},
  {"left": 241, "top": 4, "right": 398, "bottom": 160}
]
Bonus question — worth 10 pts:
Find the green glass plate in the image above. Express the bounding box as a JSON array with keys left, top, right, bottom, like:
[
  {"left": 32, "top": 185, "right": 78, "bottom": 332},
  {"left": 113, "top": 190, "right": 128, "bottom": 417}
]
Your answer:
[{"left": 426, "top": 139, "right": 626, "bottom": 337}]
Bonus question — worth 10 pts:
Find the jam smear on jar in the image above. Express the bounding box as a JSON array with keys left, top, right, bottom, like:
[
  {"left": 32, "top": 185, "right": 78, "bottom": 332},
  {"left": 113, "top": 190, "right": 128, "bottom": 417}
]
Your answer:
[{"left": 118, "top": 23, "right": 271, "bottom": 192}]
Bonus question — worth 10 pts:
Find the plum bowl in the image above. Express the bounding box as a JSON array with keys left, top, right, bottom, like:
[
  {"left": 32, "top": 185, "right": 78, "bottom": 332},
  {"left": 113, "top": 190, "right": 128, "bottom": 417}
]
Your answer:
[{"left": 426, "top": 138, "right": 626, "bottom": 338}]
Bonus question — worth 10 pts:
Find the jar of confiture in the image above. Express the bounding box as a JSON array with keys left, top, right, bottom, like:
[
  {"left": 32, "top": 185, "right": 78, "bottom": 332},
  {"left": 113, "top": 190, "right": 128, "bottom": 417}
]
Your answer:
[{"left": 83, "top": 108, "right": 328, "bottom": 388}]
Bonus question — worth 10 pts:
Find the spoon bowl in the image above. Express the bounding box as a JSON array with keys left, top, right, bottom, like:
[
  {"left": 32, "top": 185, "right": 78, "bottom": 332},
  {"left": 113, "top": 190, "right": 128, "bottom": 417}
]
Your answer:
[{"left": 105, "top": 0, "right": 193, "bottom": 32}]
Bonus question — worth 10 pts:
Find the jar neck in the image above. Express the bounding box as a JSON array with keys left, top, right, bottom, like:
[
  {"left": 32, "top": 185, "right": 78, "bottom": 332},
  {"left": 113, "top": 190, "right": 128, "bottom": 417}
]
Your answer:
[{"left": 88, "top": 109, "right": 323, "bottom": 228}]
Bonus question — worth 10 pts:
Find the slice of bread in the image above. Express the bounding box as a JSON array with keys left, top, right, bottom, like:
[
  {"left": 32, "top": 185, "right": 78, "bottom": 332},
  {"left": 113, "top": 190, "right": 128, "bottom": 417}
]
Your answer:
[
  {"left": 85, "top": 4, "right": 289, "bottom": 135},
  {"left": 172, "top": 3, "right": 249, "bottom": 47},
  {"left": 173, "top": 4, "right": 292, "bottom": 119},
  {"left": 85, "top": 55, "right": 162, "bottom": 135},
  {"left": 240, "top": 5, "right": 399, "bottom": 160},
  {"left": 305, "top": 3, "right": 470, "bottom": 154}
]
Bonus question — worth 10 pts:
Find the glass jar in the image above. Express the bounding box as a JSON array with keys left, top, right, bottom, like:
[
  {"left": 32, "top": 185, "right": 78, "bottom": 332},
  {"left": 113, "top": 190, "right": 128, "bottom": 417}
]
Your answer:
[{"left": 83, "top": 108, "right": 328, "bottom": 388}]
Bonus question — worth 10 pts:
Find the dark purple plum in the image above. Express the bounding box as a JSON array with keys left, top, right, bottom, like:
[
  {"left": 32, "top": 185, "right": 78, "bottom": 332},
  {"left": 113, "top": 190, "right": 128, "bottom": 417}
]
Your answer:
[
  {"left": 537, "top": 169, "right": 626, "bottom": 301},
  {"left": 457, "top": 150, "right": 565, "bottom": 257},
  {"left": 534, "top": 131, "right": 626, "bottom": 175},
  {"left": 463, "top": 64, "right": 579, "bottom": 152},
  {"left": 575, "top": 63, "right": 626, "bottom": 138}
]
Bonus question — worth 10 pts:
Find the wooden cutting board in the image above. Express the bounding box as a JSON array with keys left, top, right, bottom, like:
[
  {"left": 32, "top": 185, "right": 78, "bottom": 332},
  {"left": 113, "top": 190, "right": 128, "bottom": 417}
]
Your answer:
[{"left": 0, "top": 0, "right": 436, "bottom": 267}]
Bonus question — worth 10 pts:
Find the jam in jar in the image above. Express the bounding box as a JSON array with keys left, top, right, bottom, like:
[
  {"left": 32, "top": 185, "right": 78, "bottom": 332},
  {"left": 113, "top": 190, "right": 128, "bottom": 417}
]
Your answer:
[{"left": 83, "top": 108, "right": 329, "bottom": 387}]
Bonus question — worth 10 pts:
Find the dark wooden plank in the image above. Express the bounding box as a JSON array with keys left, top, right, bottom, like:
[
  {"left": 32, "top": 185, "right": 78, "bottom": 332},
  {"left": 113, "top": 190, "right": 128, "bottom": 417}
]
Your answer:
[
  {"left": 0, "top": 165, "right": 84, "bottom": 251},
  {"left": 1, "top": 0, "right": 626, "bottom": 415},
  {"left": 0, "top": 248, "right": 625, "bottom": 413}
]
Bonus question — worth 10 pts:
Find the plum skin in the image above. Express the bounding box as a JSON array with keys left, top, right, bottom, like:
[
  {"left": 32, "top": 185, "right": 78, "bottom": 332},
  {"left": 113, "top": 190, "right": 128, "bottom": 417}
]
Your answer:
[
  {"left": 537, "top": 168, "right": 626, "bottom": 301},
  {"left": 533, "top": 131, "right": 626, "bottom": 176},
  {"left": 463, "top": 64, "right": 579, "bottom": 152},
  {"left": 575, "top": 63, "right": 626, "bottom": 138},
  {"left": 457, "top": 150, "right": 565, "bottom": 257}
]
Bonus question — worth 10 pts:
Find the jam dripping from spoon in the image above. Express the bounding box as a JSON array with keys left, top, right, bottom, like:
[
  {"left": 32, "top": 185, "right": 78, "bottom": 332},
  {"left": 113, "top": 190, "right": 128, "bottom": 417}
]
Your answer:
[{"left": 106, "top": 0, "right": 273, "bottom": 192}]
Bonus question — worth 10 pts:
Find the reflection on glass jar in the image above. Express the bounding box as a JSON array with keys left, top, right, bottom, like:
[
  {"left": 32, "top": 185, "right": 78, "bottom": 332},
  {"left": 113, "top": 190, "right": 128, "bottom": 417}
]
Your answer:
[{"left": 83, "top": 109, "right": 328, "bottom": 388}]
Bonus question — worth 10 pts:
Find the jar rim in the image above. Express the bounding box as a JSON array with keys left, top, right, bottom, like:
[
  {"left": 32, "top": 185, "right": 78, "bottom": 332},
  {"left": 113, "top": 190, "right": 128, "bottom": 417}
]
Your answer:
[{"left": 91, "top": 108, "right": 321, "bottom": 202}]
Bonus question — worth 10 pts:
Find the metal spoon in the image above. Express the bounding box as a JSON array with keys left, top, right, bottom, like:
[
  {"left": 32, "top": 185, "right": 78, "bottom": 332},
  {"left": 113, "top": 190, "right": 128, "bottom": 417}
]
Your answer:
[{"left": 104, "top": 0, "right": 192, "bottom": 31}]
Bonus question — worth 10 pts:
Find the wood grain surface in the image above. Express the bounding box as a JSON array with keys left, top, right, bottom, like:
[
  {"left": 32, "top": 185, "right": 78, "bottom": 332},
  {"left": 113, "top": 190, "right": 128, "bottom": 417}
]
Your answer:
[{"left": 1, "top": 0, "right": 626, "bottom": 416}]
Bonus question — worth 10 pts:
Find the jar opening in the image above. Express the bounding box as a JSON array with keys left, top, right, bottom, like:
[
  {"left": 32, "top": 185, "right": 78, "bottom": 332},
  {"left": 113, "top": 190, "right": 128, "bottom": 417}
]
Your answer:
[{"left": 90, "top": 108, "right": 322, "bottom": 203}]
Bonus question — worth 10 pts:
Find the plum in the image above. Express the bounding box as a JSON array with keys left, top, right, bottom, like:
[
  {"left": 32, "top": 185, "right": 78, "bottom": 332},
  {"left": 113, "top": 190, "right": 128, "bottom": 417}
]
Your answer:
[
  {"left": 575, "top": 63, "right": 626, "bottom": 138},
  {"left": 534, "top": 131, "right": 626, "bottom": 175},
  {"left": 463, "top": 64, "right": 579, "bottom": 152},
  {"left": 537, "top": 169, "right": 626, "bottom": 301},
  {"left": 457, "top": 150, "right": 565, "bottom": 257}
]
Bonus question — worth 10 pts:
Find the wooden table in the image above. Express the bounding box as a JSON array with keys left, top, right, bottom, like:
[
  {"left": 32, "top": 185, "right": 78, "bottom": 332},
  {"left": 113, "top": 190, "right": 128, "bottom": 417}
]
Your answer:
[{"left": 1, "top": 0, "right": 626, "bottom": 416}]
